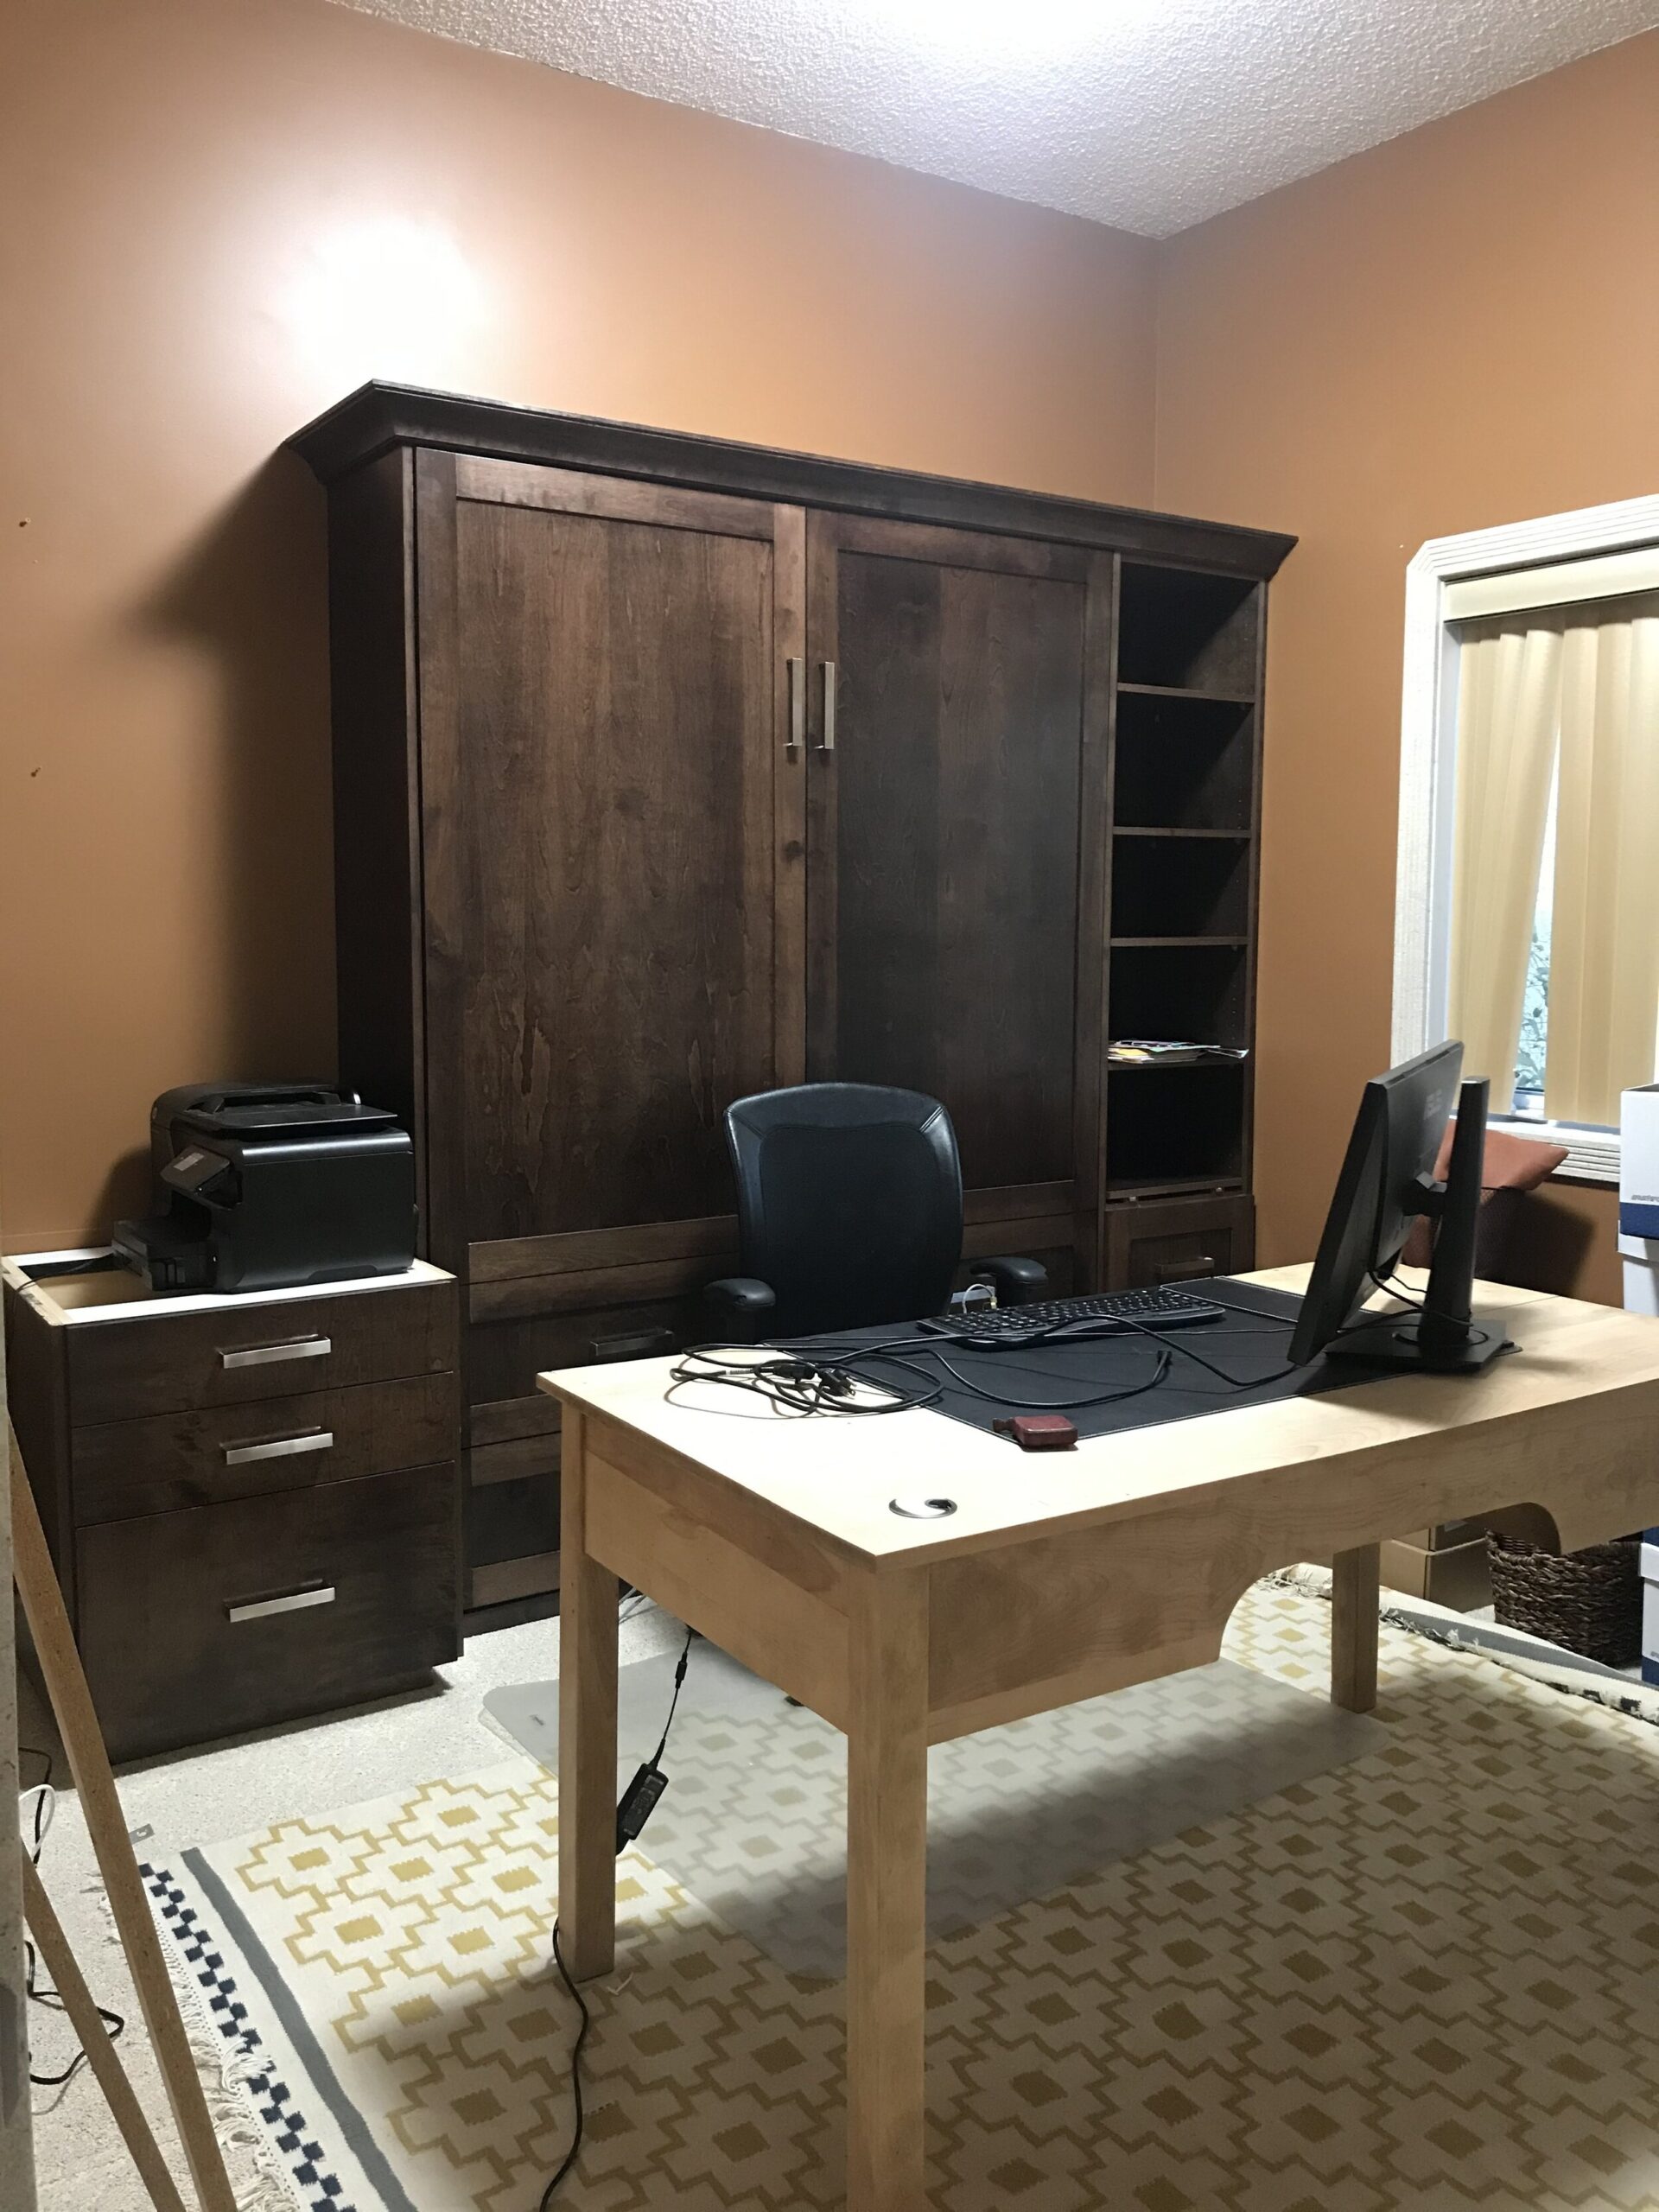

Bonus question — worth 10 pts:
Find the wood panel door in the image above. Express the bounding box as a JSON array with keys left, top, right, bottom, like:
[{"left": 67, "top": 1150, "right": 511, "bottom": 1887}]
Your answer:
[
  {"left": 415, "top": 454, "right": 805, "bottom": 1569},
  {"left": 804, "top": 513, "right": 1110, "bottom": 1278}
]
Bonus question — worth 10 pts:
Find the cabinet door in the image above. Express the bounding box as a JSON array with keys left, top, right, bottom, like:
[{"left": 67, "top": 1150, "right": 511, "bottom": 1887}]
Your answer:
[
  {"left": 804, "top": 513, "right": 1109, "bottom": 1278},
  {"left": 417, "top": 454, "right": 804, "bottom": 1264}
]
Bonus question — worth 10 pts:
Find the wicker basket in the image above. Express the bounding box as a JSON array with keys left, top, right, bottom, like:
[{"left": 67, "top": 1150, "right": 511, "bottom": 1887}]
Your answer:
[{"left": 1486, "top": 1534, "right": 1642, "bottom": 1666}]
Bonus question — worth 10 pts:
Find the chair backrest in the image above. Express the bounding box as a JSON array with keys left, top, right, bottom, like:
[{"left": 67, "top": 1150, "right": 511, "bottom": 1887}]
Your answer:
[{"left": 723, "top": 1084, "right": 963, "bottom": 1337}]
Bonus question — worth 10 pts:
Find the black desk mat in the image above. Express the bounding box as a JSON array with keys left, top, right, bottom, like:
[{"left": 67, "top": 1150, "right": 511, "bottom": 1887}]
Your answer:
[{"left": 802, "top": 1281, "right": 1385, "bottom": 1443}]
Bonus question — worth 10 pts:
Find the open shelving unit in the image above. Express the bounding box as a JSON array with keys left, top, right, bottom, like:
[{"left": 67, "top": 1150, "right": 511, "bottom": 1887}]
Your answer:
[{"left": 1102, "top": 559, "right": 1265, "bottom": 1274}]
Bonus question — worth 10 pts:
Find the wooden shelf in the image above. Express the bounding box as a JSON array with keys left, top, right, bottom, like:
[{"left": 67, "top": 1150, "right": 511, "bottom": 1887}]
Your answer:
[
  {"left": 1107, "top": 1055, "right": 1248, "bottom": 1071},
  {"left": 1111, "top": 935, "right": 1249, "bottom": 950},
  {"left": 1116, "top": 681, "right": 1255, "bottom": 707},
  {"left": 1113, "top": 826, "right": 1249, "bottom": 841},
  {"left": 1107, "top": 1175, "right": 1247, "bottom": 1200}
]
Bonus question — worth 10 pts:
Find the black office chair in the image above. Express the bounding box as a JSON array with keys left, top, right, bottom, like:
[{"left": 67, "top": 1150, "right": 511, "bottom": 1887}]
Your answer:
[{"left": 702, "top": 1083, "right": 1047, "bottom": 1342}]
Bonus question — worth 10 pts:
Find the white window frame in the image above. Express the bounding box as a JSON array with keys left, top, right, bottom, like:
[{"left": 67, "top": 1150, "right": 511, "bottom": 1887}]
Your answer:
[{"left": 1393, "top": 492, "right": 1659, "bottom": 1185}]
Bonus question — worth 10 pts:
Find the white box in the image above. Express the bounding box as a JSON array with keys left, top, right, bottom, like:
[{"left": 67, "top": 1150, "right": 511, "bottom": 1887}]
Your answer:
[
  {"left": 1618, "top": 1084, "right": 1659, "bottom": 1257},
  {"left": 1619, "top": 1087, "right": 1659, "bottom": 1313},
  {"left": 1644, "top": 1580, "right": 1659, "bottom": 1688}
]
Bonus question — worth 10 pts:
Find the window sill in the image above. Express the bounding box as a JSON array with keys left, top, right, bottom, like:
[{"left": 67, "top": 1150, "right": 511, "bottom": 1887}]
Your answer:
[{"left": 1489, "top": 1116, "right": 1618, "bottom": 1185}]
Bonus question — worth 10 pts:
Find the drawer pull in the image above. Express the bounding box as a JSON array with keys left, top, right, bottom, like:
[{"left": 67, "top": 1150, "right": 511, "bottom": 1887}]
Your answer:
[
  {"left": 219, "top": 1334, "right": 332, "bottom": 1371},
  {"left": 588, "top": 1326, "right": 676, "bottom": 1363},
  {"left": 222, "top": 1428, "right": 334, "bottom": 1467},
  {"left": 226, "top": 1582, "right": 336, "bottom": 1624},
  {"left": 1155, "top": 1256, "right": 1217, "bottom": 1283}
]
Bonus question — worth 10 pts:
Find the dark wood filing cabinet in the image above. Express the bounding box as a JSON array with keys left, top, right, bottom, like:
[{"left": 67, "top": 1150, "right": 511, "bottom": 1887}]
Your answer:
[
  {"left": 291, "top": 385, "right": 1294, "bottom": 1621},
  {"left": 3, "top": 1251, "right": 461, "bottom": 1761}
]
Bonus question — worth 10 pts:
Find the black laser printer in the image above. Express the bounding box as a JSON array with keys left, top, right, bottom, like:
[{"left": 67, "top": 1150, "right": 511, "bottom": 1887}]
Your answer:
[{"left": 113, "top": 1082, "right": 417, "bottom": 1294}]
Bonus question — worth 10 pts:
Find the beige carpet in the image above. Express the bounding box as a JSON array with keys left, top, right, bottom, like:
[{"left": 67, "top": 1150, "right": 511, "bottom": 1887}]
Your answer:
[{"left": 145, "top": 1581, "right": 1659, "bottom": 2210}]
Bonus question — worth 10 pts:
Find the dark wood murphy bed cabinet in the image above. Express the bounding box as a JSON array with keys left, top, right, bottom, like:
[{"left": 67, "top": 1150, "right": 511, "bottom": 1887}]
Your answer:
[{"left": 293, "top": 385, "right": 1294, "bottom": 1625}]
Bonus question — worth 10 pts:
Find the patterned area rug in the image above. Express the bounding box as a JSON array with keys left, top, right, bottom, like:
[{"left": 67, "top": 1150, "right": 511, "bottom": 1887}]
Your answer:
[
  {"left": 481, "top": 1642, "right": 1388, "bottom": 1978},
  {"left": 144, "top": 1581, "right": 1659, "bottom": 2211}
]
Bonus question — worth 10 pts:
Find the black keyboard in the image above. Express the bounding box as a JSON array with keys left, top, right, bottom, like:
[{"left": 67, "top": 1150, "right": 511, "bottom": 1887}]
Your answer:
[{"left": 918, "top": 1285, "right": 1227, "bottom": 1350}]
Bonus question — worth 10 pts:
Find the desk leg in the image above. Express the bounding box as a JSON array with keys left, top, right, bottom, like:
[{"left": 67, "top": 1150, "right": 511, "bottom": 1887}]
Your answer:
[
  {"left": 845, "top": 1567, "right": 930, "bottom": 2212},
  {"left": 1331, "top": 1544, "right": 1380, "bottom": 1713},
  {"left": 558, "top": 1408, "right": 620, "bottom": 1980}
]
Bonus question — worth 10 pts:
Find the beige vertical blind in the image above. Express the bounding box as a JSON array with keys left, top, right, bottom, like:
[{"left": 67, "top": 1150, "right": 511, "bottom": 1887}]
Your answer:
[
  {"left": 1547, "top": 596, "right": 1659, "bottom": 1124},
  {"left": 1446, "top": 614, "right": 1563, "bottom": 1097},
  {"left": 1447, "top": 586, "right": 1659, "bottom": 1126}
]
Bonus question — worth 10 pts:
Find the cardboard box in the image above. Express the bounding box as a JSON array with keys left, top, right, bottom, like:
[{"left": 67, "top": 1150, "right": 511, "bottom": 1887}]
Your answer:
[{"left": 1381, "top": 1535, "right": 1491, "bottom": 1612}]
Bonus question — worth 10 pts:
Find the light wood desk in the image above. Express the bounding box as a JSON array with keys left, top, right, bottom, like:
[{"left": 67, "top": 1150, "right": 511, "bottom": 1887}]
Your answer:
[{"left": 540, "top": 1269, "right": 1659, "bottom": 2210}]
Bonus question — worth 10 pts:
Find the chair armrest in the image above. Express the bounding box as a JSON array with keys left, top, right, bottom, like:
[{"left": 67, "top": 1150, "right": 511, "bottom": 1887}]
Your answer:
[
  {"left": 975, "top": 1256, "right": 1049, "bottom": 1306},
  {"left": 701, "top": 1275, "right": 778, "bottom": 1345}
]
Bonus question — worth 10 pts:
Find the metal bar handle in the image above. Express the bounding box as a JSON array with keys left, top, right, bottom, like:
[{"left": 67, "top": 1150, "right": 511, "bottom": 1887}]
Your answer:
[
  {"left": 820, "top": 660, "right": 837, "bottom": 752},
  {"left": 222, "top": 1428, "right": 334, "bottom": 1467},
  {"left": 226, "top": 1582, "right": 335, "bottom": 1624},
  {"left": 1155, "top": 1256, "right": 1217, "bottom": 1283},
  {"left": 219, "top": 1334, "right": 332, "bottom": 1371},
  {"left": 785, "top": 657, "right": 804, "bottom": 753}
]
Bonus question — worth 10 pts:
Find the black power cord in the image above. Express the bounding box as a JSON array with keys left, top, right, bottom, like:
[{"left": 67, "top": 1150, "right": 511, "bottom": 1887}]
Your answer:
[
  {"left": 19, "top": 1746, "right": 128, "bottom": 2089},
  {"left": 667, "top": 1343, "right": 942, "bottom": 1416},
  {"left": 541, "top": 1626, "right": 696, "bottom": 2207}
]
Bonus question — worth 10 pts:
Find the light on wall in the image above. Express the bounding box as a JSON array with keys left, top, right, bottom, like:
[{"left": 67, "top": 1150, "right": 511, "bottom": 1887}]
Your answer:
[{"left": 282, "top": 217, "right": 489, "bottom": 383}]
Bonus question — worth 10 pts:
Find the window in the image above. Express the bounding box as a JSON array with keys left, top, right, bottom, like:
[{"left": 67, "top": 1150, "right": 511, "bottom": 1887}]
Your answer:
[{"left": 1395, "top": 500, "right": 1659, "bottom": 1182}]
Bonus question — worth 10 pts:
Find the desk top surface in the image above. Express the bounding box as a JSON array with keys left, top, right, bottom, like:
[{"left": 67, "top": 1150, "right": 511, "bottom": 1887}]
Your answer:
[{"left": 541, "top": 1268, "right": 1659, "bottom": 1565}]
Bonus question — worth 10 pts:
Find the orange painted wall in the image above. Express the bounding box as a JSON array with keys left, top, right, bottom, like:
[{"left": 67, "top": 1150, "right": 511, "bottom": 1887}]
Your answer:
[
  {"left": 0, "top": 0, "right": 1157, "bottom": 1249},
  {"left": 1154, "top": 32, "right": 1659, "bottom": 1303}
]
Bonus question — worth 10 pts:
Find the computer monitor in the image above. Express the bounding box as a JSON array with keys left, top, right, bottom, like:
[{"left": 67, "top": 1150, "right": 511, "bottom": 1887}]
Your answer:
[{"left": 1288, "top": 1041, "right": 1512, "bottom": 1374}]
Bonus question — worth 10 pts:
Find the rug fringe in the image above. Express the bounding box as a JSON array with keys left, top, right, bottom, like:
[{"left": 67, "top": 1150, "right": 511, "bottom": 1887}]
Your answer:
[
  {"left": 1266, "top": 1561, "right": 1659, "bottom": 1729},
  {"left": 96, "top": 1878, "right": 308, "bottom": 2211}
]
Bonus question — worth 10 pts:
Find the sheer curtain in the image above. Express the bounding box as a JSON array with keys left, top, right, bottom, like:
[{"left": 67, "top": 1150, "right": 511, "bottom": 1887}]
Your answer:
[
  {"left": 1446, "top": 614, "right": 1563, "bottom": 1100},
  {"left": 1547, "top": 596, "right": 1659, "bottom": 1124}
]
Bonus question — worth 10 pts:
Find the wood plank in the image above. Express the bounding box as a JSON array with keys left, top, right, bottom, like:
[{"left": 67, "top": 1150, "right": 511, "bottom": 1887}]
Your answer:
[
  {"left": 469, "top": 1431, "right": 560, "bottom": 1488},
  {"left": 844, "top": 1565, "right": 930, "bottom": 2212},
  {"left": 471, "top": 1549, "right": 562, "bottom": 1608},
  {"left": 454, "top": 454, "right": 783, "bottom": 539},
  {"left": 544, "top": 1272, "right": 1659, "bottom": 1573},
  {"left": 469, "top": 1392, "right": 563, "bottom": 1447},
  {"left": 72, "top": 1373, "right": 456, "bottom": 1522},
  {"left": 805, "top": 510, "right": 1088, "bottom": 1195},
  {"left": 571, "top": 1401, "right": 859, "bottom": 1599},
  {"left": 469, "top": 1217, "right": 738, "bottom": 1283},
  {"left": 470, "top": 1255, "right": 724, "bottom": 1323},
  {"left": 585, "top": 1449, "right": 849, "bottom": 1727},
  {"left": 10, "top": 1426, "right": 239, "bottom": 2212},
  {"left": 290, "top": 384, "right": 1299, "bottom": 580},
  {"left": 412, "top": 447, "right": 467, "bottom": 1274},
  {"left": 448, "top": 488, "right": 788, "bottom": 1243},
  {"left": 960, "top": 1215, "right": 1074, "bottom": 1262},
  {"left": 556, "top": 1406, "right": 618, "bottom": 1982},
  {"left": 962, "top": 1181, "right": 1073, "bottom": 1227},
  {"left": 811, "top": 508, "right": 1090, "bottom": 580},
  {"left": 327, "top": 447, "right": 428, "bottom": 1224},
  {"left": 772, "top": 500, "right": 809, "bottom": 1086},
  {"left": 22, "top": 1857, "right": 189, "bottom": 2212},
  {"left": 1331, "top": 1543, "right": 1381, "bottom": 1713}
]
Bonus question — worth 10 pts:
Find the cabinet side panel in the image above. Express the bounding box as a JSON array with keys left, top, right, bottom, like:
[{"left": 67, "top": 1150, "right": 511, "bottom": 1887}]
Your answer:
[
  {"left": 2, "top": 1281, "right": 73, "bottom": 1609},
  {"left": 328, "top": 448, "right": 425, "bottom": 1227}
]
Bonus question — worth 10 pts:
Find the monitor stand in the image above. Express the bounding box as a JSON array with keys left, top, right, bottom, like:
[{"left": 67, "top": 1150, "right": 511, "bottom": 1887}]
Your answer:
[{"left": 1323, "top": 1310, "right": 1513, "bottom": 1375}]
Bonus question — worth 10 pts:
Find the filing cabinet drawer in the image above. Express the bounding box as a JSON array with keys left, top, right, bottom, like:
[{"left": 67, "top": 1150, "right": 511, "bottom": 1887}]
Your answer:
[
  {"left": 1104, "top": 1192, "right": 1255, "bottom": 1291},
  {"left": 67, "top": 1278, "right": 457, "bottom": 1422},
  {"left": 76, "top": 1462, "right": 460, "bottom": 1761},
  {"left": 72, "top": 1373, "right": 459, "bottom": 1523}
]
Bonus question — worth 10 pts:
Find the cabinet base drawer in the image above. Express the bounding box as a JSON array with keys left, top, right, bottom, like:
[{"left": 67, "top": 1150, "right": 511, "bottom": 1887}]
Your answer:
[
  {"left": 73, "top": 1373, "right": 458, "bottom": 1522},
  {"left": 77, "top": 1462, "right": 460, "bottom": 1761},
  {"left": 1103, "top": 1192, "right": 1255, "bottom": 1291}
]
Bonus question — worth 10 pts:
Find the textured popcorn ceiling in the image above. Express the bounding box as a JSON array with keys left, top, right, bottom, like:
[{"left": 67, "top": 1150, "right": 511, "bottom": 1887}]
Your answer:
[{"left": 331, "top": 0, "right": 1659, "bottom": 236}]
